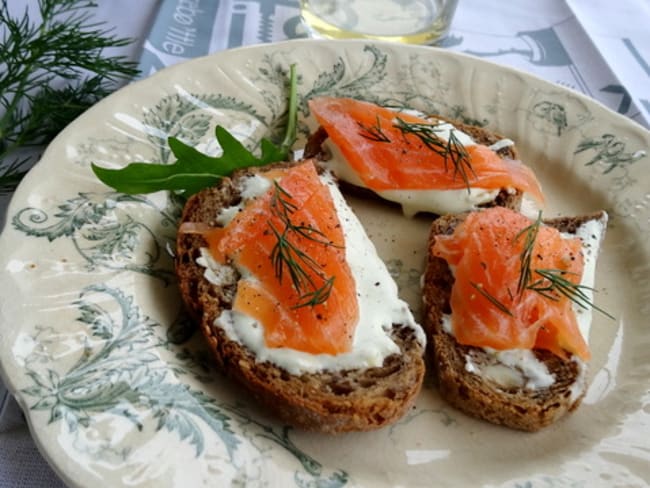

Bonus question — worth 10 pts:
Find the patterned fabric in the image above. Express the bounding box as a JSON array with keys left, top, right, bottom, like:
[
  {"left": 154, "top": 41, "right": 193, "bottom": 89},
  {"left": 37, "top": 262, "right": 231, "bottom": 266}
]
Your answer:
[{"left": 134, "top": 0, "right": 649, "bottom": 127}]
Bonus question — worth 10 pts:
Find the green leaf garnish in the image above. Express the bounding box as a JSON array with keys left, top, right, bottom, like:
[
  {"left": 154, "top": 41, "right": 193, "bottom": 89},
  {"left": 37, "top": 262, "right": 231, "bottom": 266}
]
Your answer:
[
  {"left": 268, "top": 181, "right": 339, "bottom": 309},
  {"left": 92, "top": 64, "right": 299, "bottom": 195}
]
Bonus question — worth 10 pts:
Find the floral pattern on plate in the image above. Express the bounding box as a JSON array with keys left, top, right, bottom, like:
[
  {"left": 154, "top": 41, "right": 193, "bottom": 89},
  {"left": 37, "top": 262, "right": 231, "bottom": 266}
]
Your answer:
[{"left": 1, "top": 40, "right": 649, "bottom": 487}]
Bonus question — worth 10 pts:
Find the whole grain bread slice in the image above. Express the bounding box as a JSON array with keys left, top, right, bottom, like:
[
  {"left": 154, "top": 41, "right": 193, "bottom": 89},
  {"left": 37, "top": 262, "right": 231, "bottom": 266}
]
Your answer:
[
  {"left": 304, "top": 116, "right": 523, "bottom": 213},
  {"left": 175, "top": 161, "right": 425, "bottom": 433},
  {"left": 422, "top": 211, "right": 607, "bottom": 431}
]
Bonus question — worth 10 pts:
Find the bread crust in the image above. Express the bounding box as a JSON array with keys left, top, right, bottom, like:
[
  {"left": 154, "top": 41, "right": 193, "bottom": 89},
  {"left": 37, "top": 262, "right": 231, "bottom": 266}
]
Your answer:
[
  {"left": 175, "top": 162, "right": 425, "bottom": 433},
  {"left": 422, "top": 212, "right": 606, "bottom": 431}
]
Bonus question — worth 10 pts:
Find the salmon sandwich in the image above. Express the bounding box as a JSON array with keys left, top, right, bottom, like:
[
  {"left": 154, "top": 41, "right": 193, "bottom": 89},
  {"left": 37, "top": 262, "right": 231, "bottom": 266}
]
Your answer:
[
  {"left": 422, "top": 206, "right": 608, "bottom": 431},
  {"left": 176, "top": 160, "right": 426, "bottom": 432},
  {"left": 306, "top": 97, "right": 544, "bottom": 217}
]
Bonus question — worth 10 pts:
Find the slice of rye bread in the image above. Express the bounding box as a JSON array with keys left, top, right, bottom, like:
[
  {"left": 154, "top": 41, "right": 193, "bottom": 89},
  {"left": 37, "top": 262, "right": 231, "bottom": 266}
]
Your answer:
[
  {"left": 422, "top": 211, "right": 606, "bottom": 431},
  {"left": 175, "top": 161, "right": 425, "bottom": 433},
  {"left": 304, "top": 116, "right": 523, "bottom": 213}
]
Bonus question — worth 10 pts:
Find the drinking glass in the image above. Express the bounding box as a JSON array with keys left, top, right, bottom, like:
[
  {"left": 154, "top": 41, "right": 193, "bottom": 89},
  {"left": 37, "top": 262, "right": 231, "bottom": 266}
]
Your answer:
[{"left": 300, "top": 0, "right": 460, "bottom": 45}]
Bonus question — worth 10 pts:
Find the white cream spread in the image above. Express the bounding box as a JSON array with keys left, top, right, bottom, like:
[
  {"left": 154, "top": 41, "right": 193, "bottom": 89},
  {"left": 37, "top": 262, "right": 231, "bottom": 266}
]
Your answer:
[
  {"left": 464, "top": 348, "right": 555, "bottom": 390},
  {"left": 198, "top": 170, "right": 424, "bottom": 375},
  {"left": 488, "top": 138, "right": 515, "bottom": 152},
  {"left": 443, "top": 315, "right": 554, "bottom": 390},
  {"left": 320, "top": 111, "right": 516, "bottom": 216},
  {"left": 378, "top": 188, "right": 502, "bottom": 218},
  {"left": 215, "top": 174, "right": 271, "bottom": 226},
  {"left": 563, "top": 214, "right": 608, "bottom": 341},
  {"left": 443, "top": 215, "right": 607, "bottom": 391}
]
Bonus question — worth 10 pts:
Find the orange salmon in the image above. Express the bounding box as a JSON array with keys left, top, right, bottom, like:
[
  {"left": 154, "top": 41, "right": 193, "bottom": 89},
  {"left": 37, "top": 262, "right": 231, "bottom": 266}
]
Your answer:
[
  {"left": 309, "top": 97, "right": 544, "bottom": 204},
  {"left": 204, "top": 161, "right": 359, "bottom": 355},
  {"left": 432, "top": 207, "right": 590, "bottom": 361}
]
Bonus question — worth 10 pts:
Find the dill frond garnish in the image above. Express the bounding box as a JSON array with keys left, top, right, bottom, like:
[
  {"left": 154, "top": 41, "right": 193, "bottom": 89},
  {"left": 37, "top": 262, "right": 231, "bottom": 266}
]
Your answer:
[
  {"left": 358, "top": 116, "right": 391, "bottom": 142},
  {"left": 470, "top": 281, "right": 513, "bottom": 317},
  {"left": 268, "top": 181, "right": 338, "bottom": 308},
  {"left": 392, "top": 118, "right": 474, "bottom": 190},
  {"left": 529, "top": 269, "right": 615, "bottom": 320},
  {"left": 0, "top": 0, "right": 140, "bottom": 193},
  {"left": 509, "top": 212, "right": 613, "bottom": 319},
  {"left": 514, "top": 211, "right": 543, "bottom": 296},
  {"left": 0, "top": 157, "right": 30, "bottom": 195}
]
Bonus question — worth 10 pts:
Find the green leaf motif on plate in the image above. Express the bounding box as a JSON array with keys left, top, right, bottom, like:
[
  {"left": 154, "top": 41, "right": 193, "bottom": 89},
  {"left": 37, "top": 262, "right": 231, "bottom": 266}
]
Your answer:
[
  {"left": 304, "top": 45, "right": 388, "bottom": 103},
  {"left": 530, "top": 101, "right": 568, "bottom": 136},
  {"left": 21, "top": 283, "right": 239, "bottom": 457},
  {"left": 296, "top": 45, "right": 481, "bottom": 127},
  {"left": 20, "top": 284, "right": 349, "bottom": 486},
  {"left": 11, "top": 192, "right": 177, "bottom": 284},
  {"left": 386, "top": 259, "right": 421, "bottom": 292},
  {"left": 575, "top": 133, "right": 647, "bottom": 174},
  {"left": 143, "top": 92, "right": 266, "bottom": 164}
]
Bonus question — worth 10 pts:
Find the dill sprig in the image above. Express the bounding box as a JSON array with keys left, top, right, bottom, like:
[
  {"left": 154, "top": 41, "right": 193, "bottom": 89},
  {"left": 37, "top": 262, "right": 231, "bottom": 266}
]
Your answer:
[
  {"left": 0, "top": 0, "right": 139, "bottom": 193},
  {"left": 358, "top": 116, "right": 391, "bottom": 142},
  {"left": 511, "top": 213, "right": 612, "bottom": 319},
  {"left": 470, "top": 281, "right": 513, "bottom": 317},
  {"left": 268, "top": 181, "right": 338, "bottom": 308},
  {"left": 514, "top": 211, "right": 543, "bottom": 296},
  {"left": 528, "top": 269, "right": 615, "bottom": 320},
  {"left": 0, "top": 156, "right": 29, "bottom": 195},
  {"left": 473, "top": 212, "right": 611, "bottom": 320},
  {"left": 392, "top": 118, "right": 474, "bottom": 190}
]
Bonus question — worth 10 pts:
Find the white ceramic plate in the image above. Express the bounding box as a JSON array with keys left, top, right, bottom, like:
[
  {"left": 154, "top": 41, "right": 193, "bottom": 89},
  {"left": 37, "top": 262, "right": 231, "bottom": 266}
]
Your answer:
[{"left": 1, "top": 40, "right": 649, "bottom": 488}]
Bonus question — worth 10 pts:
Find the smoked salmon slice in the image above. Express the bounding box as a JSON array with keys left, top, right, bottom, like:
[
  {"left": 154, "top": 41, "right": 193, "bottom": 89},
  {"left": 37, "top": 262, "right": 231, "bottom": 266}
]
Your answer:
[
  {"left": 432, "top": 207, "right": 590, "bottom": 361},
  {"left": 204, "top": 161, "right": 359, "bottom": 355},
  {"left": 309, "top": 97, "right": 544, "bottom": 204}
]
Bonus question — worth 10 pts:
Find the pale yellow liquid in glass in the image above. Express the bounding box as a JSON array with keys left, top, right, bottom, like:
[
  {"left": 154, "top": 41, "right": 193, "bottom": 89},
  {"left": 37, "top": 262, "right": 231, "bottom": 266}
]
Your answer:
[{"left": 300, "top": 0, "right": 458, "bottom": 45}]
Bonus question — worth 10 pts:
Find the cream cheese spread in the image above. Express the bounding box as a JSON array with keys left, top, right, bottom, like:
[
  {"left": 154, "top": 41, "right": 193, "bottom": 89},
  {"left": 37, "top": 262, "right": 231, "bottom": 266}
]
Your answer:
[
  {"left": 443, "top": 215, "right": 607, "bottom": 390},
  {"left": 320, "top": 112, "right": 515, "bottom": 216},
  {"left": 197, "top": 170, "right": 424, "bottom": 375}
]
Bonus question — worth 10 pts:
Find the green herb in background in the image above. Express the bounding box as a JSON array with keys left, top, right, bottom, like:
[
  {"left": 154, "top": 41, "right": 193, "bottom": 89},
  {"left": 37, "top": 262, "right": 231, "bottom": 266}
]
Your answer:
[
  {"left": 0, "top": 0, "right": 139, "bottom": 194},
  {"left": 92, "top": 64, "right": 299, "bottom": 196}
]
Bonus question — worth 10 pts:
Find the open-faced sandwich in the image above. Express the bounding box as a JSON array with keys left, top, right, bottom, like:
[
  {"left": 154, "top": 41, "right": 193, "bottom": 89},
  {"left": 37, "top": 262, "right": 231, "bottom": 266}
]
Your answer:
[
  {"left": 94, "top": 73, "right": 608, "bottom": 433},
  {"left": 422, "top": 206, "right": 608, "bottom": 431},
  {"left": 175, "top": 160, "right": 426, "bottom": 432},
  {"left": 306, "top": 97, "right": 544, "bottom": 216}
]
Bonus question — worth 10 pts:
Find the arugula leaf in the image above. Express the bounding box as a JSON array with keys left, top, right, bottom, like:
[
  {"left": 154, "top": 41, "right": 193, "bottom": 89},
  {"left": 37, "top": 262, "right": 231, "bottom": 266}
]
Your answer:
[{"left": 92, "top": 64, "right": 298, "bottom": 195}]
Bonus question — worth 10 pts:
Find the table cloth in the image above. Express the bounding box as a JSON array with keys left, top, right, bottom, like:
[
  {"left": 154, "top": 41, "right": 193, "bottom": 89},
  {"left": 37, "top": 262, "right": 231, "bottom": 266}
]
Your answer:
[{"left": 0, "top": 0, "right": 648, "bottom": 486}]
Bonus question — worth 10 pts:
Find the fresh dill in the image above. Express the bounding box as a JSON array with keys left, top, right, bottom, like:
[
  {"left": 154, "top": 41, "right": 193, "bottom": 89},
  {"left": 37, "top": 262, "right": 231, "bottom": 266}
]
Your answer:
[
  {"left": 0, "top": 0, "right": 139, "bottom": 193},
  {"left": 392, "top": 118, "right": 474, "bottom": 190},
  {"left": 0, "top": 157, "right": 29, "bottom": 195},
  {"left": 268, "top": 181, "right": 338, "bottom": 309},
  {"left": 528, "top": 268, "right": 615, "bottom": 319},
  {"left": 358, "top": 116, "right": 391, "bottom": 142},
  {"left": 471, "top": 212, "right": 611, "bottom": 320},
  {"left": 510, "top": 213, "right": 613, "bottom": 319},
  {"left": 470, "top": 281, "right": 513, "bottom": 317},
  {"left": 514, "top": 211, "right": 543, "bottom": 296}
]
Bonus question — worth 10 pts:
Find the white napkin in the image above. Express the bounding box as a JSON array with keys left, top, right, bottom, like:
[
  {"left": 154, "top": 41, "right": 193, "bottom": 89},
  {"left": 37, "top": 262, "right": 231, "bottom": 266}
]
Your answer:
[
  {"left": 445, "top": 0, "right": 649, "bottom": 127},
  {"left": 567, "top": 0, "right": 650, "bottom": 127}
]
